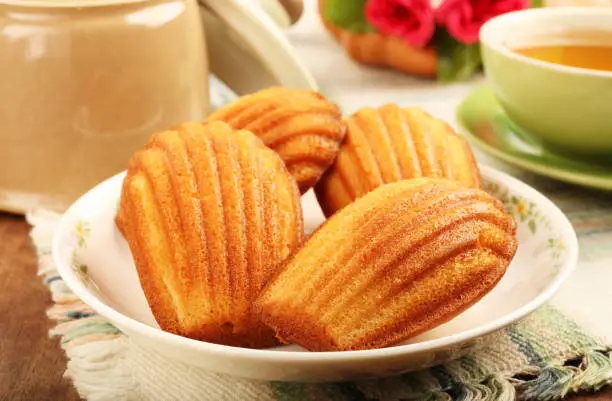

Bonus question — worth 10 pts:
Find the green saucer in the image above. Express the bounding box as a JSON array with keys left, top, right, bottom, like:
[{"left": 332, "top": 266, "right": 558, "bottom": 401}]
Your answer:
[{"left": 456, "top": 86, "right": 612, "bottom": 191}]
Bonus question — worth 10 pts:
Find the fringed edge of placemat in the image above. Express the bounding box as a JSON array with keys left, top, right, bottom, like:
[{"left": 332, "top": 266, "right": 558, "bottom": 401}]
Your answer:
[{"left": 29, "top": 210, "right": 612, "bottom": 401}]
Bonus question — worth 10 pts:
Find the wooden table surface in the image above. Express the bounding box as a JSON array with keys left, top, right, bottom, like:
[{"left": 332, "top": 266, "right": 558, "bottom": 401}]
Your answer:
[{"left": 0, "top": 212, "right": 609, "bottom": 401}]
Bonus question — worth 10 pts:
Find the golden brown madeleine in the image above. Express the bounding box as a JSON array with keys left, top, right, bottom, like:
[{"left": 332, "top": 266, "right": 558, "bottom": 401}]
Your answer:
[
  {"left": 117, "top": 121, "right": 303, "bottom": 348},
  {"left": 256, "top": 178, "right": 517, "bottom": 352},
  {"left": 315, "top": 105, "right": 482, "bottom": 216},
  {"left": 206, "top": 87, "right": 346, "bottom": 194}
]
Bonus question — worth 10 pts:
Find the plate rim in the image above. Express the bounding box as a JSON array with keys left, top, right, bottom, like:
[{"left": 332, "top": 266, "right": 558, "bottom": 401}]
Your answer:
[
  {"left": 52, "top": 165, "right": 579, "bottom": 362},
  {"left": 456, "top": 86, "right": 612, "bottom": 191}
]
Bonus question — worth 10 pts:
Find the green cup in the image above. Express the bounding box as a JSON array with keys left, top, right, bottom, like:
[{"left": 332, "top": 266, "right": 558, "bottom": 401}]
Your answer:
[{"left": 480, "top": 7, "right": 612, "bottom": 158}]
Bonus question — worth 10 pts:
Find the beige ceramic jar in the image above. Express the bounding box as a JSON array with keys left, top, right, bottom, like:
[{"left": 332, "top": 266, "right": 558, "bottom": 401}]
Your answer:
[
  {"left": 0, "top": 0, "right": 210, "bottom": 212},
  {"left": 0, "top": 0, "right": 312, "bottom": 213}
]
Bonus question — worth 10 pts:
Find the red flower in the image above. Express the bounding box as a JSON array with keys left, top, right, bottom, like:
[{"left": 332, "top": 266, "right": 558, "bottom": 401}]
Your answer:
[
  {"left": 366, "top": 0, "right": 436, "bottom": 48},
  {"left": 436, "top": 0, "right": 528, "bottom": 44}
]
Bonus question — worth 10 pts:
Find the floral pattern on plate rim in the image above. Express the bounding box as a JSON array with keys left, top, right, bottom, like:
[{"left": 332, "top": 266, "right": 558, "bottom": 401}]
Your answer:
[
  {"left": 485, "top": 182, "right": 566, "bottom": 286},
  {"left": 70, "top": 220, "right": 91, "bottom": 286}
]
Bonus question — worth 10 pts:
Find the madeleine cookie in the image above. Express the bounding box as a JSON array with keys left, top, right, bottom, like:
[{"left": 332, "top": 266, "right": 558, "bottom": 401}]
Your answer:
[
  {"left": 206, "top": 87, "right": 346, "bottom": 193},
  {"left": 116, "top": 121, "right": 303, "bottom": 348},
  {"left": 315, "top": 104, "right": 482, "bottom": 216},
  {"left": 256, "top": 178, "right": 517, "bottom": 351}
]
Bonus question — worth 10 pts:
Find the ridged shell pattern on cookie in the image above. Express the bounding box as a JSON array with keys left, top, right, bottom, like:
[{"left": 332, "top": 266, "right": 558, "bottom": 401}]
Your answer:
[
  {"left": 257, "top": 178, "right": 517, "bottom": 351},
  {"left": 206, "top": 87, "right": 346, "bottom": 194},
  {"left": 315, "top": 105, "right": 483, "bottom": 216},
  {"left": 116, "top": 121, "right": 304, "bottom": 348}
]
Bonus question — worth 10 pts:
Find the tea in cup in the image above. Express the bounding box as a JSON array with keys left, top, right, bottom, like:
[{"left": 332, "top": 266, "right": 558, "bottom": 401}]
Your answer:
[{"left": 480, "top": 7, "right": 612, "bottom": 158}]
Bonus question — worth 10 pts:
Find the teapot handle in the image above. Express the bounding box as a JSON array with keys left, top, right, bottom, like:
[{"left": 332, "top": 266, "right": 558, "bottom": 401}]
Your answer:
[
  {"left": 200, "top": 0, "right": 316, "bottom": 96},
  {"left": 259, "top": 0, "right": 304, "bottom": 26}
]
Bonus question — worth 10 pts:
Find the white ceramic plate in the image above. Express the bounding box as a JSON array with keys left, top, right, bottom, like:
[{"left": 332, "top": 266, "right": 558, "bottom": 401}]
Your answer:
[{"left": 52, "top": 165, "right": 578, "bottom": 382}]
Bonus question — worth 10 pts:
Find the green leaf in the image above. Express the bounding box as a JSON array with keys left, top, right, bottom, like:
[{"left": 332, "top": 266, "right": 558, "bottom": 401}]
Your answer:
[
  {"left": 528, "top": 220, "right": 537, "bottom": 234},
  {"left": 323, "top": 0, "right": 376, "bottom": 34},
  {"left": 530, "top": 0, "right": 544, "bottom": 8},
  {"left": 434, "top": 28, "right": 482, "bottom": 83}
]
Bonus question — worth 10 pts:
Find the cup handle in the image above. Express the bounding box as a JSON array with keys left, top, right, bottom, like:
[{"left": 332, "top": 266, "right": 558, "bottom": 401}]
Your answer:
[{"left": 200, "top": 0, "right": 316, "bottom": 95}]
